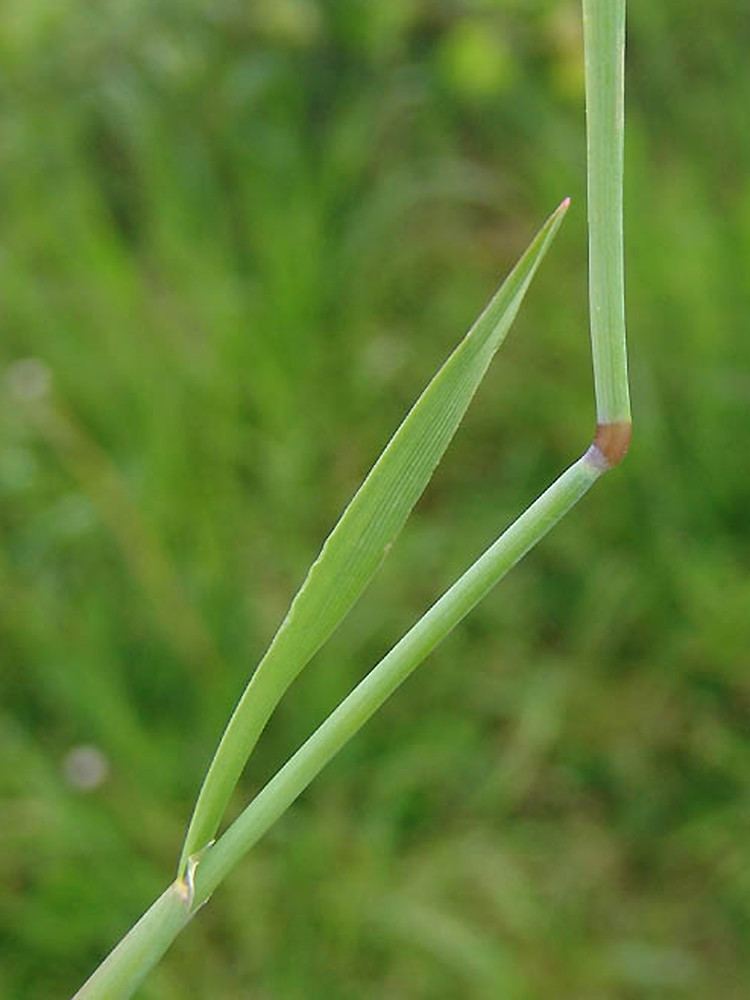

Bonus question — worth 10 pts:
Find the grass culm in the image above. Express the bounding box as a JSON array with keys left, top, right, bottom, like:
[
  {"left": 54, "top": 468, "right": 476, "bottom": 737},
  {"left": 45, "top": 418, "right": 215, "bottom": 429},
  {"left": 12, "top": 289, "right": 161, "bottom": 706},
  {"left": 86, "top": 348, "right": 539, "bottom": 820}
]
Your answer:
[{"left": 72, "top": 3, "right": 630, "bottom": 996}]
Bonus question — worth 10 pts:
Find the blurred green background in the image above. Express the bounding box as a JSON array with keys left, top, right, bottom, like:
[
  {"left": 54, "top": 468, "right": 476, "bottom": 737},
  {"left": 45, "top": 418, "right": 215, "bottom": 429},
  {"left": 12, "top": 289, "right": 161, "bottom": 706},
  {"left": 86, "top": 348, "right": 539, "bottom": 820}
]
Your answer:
[{"left": 2, "top": 1, "right": 750, "bottom": 997}]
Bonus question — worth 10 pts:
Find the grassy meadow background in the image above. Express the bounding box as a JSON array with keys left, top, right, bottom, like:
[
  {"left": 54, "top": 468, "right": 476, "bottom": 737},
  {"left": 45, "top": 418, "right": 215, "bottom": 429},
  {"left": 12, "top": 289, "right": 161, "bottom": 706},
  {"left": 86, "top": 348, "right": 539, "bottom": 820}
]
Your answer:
[{"left": 2, "top": 2, "right": 750, "bottom": 996}]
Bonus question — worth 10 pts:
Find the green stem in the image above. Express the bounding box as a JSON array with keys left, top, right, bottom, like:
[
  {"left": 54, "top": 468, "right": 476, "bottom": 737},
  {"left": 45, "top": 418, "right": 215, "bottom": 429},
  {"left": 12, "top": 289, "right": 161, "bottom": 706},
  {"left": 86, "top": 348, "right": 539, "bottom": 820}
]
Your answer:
[
  {"left": 583, "top": 0, "right": 630, "bottom": 424},
  {"left": 73, "top": 451, "right": 603, "bottom": 999},
  {"left": 72, "top": 883, "right": 194, "bottom": 1000},
  {"left": 72, "top": 5, "right": 632, "bottom": 995},
  {"left": 193, "top": 452, "right": 602, "bottom": 901}
]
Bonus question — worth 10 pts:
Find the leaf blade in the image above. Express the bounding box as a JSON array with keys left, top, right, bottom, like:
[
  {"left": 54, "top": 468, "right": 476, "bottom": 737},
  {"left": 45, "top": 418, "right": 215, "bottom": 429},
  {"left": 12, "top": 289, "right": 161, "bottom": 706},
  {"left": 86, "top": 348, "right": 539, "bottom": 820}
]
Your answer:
[{"left": 180, "top": 197, "right": 570, "bottom": 868}]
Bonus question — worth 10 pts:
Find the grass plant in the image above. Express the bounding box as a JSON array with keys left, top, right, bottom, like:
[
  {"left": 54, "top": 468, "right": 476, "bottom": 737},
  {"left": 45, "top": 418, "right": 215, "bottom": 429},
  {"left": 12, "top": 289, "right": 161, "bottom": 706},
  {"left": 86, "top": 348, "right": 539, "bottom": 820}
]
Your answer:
[
  {"left": 5, "top": 2, "right": 750, "bottom": 996},
  {"left": 71, "top": 3, "right": 631, "bottom": 996}
]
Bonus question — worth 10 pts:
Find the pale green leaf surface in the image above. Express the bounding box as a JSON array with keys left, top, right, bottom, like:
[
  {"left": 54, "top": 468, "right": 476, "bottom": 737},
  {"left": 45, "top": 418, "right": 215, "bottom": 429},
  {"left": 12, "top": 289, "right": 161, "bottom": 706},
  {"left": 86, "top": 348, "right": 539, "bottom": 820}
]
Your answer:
[{"left": 180, "top": 198, "right": 570, "bottom": 868}]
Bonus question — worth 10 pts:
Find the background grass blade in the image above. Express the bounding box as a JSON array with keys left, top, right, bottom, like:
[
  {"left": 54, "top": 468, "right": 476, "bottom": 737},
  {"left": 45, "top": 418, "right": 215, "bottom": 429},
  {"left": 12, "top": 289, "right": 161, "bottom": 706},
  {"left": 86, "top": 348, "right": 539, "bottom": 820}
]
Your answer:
[{"left": 179, "top": 198, "right": 570, "bottom": 868}]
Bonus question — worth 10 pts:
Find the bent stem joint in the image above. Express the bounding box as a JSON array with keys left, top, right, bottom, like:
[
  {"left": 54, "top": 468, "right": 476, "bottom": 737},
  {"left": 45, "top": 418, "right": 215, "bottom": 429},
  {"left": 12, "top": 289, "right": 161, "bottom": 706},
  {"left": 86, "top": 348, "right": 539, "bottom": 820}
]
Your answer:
[{"left": 586, "top": 420, "right": 632, "bottom": 471}]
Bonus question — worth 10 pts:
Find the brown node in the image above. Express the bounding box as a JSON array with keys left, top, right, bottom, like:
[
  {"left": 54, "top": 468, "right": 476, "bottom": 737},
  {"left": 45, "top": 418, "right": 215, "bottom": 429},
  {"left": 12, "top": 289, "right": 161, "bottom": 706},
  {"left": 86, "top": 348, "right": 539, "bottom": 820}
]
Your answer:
[{"left": 590, "top": 420, "right": 632, "bottom": 469}]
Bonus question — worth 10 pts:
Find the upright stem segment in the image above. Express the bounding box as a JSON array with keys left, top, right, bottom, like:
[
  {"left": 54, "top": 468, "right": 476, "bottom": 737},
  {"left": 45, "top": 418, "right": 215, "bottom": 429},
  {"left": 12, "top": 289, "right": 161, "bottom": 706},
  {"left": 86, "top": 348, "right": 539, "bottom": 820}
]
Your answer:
[{"left": 583, "top": 0, "right": 630, "bottom": 429}]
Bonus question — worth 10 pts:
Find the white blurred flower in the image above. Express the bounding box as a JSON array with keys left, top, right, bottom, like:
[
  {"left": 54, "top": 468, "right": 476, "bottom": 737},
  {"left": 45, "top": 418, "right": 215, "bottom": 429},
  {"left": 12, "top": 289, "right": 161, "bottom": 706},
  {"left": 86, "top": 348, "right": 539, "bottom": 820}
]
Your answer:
[{"left": 62, "top": 745, "right": 110, "bottom": 792}]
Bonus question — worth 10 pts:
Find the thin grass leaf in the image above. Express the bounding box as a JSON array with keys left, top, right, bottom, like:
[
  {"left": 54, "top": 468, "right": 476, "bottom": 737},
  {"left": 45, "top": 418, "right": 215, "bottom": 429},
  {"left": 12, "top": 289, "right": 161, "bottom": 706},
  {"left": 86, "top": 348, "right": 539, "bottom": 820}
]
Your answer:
[{"left": 179, "top": 198, "right": 570, "bottom": 869}]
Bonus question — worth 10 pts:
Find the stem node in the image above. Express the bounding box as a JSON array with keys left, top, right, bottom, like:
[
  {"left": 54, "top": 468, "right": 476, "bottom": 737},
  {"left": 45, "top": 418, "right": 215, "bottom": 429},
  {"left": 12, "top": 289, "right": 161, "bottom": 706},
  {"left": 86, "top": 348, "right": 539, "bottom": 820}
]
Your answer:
[{"left": 586, "top": 420, "right": 632, "bottom": 470}]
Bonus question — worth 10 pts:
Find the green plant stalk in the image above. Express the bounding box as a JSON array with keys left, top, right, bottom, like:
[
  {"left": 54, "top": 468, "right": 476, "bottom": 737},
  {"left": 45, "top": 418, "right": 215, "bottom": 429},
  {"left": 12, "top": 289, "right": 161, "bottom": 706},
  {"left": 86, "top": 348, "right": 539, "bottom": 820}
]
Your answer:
[
  {"left": 179, "top": 199, "right": 570, "bottom": 872},
  {"left": 192, "top": 452, "right": 603, "bottom": 901},
  {"left": 74, "top": 451, "right": 603, "bottom": 1000},
  {"left": 583, "top": 0, "right": 630, "bottom": 426},
  {"left": 73, "top": 1, "right": 631, "bottom": 994},
  {"left": 72, "top": 885, "right": 194, "bottom": 1000}
]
